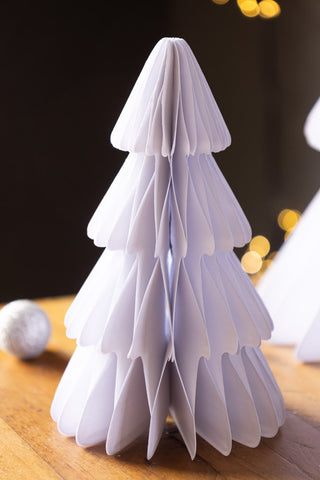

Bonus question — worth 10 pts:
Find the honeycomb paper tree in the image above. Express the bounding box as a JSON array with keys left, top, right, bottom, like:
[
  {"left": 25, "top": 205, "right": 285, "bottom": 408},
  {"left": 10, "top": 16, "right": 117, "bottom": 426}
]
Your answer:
[
  {"left": 51, "top": 37, "right": 285, "bottom": 459},
  {"left": 258, "top": 96, "right": 320, "bottom": 363}
]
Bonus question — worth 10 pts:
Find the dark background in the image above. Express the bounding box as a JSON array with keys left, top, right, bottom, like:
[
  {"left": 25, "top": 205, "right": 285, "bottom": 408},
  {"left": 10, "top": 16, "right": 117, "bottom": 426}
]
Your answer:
[{"left": 1, "top": 0, "right": 320, "bottom": 302}]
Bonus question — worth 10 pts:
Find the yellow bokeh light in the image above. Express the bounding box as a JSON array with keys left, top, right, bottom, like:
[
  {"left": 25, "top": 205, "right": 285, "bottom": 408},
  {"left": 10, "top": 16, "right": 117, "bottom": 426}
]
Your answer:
[
  {"left": 238, "top": 0, "right": 260, "bottom": 17},
  {"left": 277, "top": 209, "right": 301, "bottom": 232},
  {"left": 282, "top": 210, "right": 298, "bottom": 231},
  {"left": 259, "top": 0, "right": 281, "bottom": 18},
  {"left": 241, "top": 251, "right": 263, "bottom": 274},
  {"left": 277, "top": 208, "right": 290, "bottom": 229},
  {"left": 212, "top": 0, "right": 281, "bottom": 18},
  {"left": 249, "top": 235, "right": 270, "bottom": 258}
]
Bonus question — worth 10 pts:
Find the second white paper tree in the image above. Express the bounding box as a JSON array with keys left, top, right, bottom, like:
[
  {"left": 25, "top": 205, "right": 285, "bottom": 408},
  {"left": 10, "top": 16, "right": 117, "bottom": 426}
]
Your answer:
[
  {"left": 51, "top": 37, "right": 285, "bottom": 459},
  {"left": 258, "top": 97, "right": 320, "bottom": 362}
]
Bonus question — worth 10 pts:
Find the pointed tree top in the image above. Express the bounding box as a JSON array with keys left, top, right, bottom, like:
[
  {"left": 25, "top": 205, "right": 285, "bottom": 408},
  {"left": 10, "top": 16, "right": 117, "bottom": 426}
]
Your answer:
[{"left": 111, "top": 38, "right": 231, "bottom": 157}]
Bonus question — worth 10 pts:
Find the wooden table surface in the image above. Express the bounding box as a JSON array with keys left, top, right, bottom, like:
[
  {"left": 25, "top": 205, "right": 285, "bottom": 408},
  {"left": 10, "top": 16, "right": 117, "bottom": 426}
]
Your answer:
[{"left": 0, "top": 296, "right": 319, "bottom": 480}]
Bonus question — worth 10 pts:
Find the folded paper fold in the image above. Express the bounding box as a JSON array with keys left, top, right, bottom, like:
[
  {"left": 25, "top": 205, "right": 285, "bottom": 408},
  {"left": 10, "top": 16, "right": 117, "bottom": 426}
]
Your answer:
[{"left": 52, "top": 37, "right": 285, "bottom": 459}]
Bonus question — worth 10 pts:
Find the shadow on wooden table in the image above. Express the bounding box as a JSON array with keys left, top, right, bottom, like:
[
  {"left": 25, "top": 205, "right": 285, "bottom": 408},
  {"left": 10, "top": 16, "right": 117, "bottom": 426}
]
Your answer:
[
  {"left": 25, "top": 349, "right": 71, "bottom": 373},
  {"left": 76, "top": 411, "right": 320, "bottom": 480},
  {"left": 82, "top": 426, "right": 217, "bottom": 474}
]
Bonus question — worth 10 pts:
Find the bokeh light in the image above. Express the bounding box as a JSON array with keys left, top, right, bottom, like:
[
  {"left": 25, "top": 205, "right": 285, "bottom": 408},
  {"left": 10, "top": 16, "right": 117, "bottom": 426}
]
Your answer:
[
  {"left": 241, "top": 251, "right": 263, "bottom": 274},
  {"left": 249, "top": 235, "right": 270, "bottom": 258},
  {"left": 277, "top": 209, "right": 301, "bottom": 232},
  {"left": 245, "top": 204, "right": 303, "bottom": 283},
  {"left": 259, "top": 0, "right": 280, "bottom": 18},
  {"left": 277, "top": 208, "right": 290, "bottom": 229},
  {"left": 238, "top": 0, "right": 260, "bottom": 17},
  {"left": 210, "top": 0, "right": 281, "bottom": 19}
]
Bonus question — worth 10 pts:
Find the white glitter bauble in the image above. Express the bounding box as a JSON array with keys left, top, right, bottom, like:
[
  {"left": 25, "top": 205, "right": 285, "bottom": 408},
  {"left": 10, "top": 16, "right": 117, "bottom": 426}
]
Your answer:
[{"left": 0, "top": 299, "right": 51, "bottom": 359}]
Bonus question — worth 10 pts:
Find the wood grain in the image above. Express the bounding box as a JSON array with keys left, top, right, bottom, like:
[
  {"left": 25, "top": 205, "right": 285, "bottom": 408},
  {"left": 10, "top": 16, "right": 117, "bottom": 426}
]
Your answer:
[{"left": 0, "top": 296, "right": 319, "bottom": 479}]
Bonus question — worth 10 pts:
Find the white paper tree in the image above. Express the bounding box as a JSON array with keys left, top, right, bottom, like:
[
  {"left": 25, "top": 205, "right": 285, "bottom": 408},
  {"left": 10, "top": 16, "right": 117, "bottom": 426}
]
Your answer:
[
  {"left": 258, "top": 97, "right": 320, "bottom": 362},
  {"left": 304, "top": 97, "right": 320, "bottom": 151},
  {"left": 51, "top": 37, "right": 285, "bottom": 459}
]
